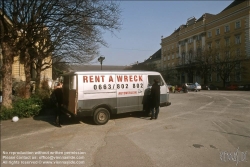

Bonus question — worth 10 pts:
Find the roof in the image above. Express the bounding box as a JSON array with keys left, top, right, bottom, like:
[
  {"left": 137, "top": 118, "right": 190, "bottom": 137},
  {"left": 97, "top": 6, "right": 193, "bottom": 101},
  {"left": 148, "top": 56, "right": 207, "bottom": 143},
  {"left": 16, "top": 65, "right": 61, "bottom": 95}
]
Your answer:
[
  {"left": 63, "top": 70, "right": 161, "bottom": 75},
  {"left": 69, "top": 65, "right": 129, "bottom": 71},
  {"left": 144, "top": 49, "right": 161, "bottom": 63},
  {"left": 221, "top": 0, "right": 245, "bottom": 12}
]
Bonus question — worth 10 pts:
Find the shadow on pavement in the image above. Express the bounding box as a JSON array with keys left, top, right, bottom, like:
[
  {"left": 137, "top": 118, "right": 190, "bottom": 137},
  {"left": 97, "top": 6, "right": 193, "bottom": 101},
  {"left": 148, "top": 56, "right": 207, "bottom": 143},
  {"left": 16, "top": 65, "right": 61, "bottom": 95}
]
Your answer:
[{"left": 33, "top": 108, "right": 151, "bottom": 127}]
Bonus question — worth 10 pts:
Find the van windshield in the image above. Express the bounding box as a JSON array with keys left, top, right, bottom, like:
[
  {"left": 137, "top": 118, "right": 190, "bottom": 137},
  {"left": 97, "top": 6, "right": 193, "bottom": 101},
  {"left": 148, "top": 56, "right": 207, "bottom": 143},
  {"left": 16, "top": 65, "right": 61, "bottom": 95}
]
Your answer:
[{"left": 148, "top": 75, "right": 164, "bottom": 86}]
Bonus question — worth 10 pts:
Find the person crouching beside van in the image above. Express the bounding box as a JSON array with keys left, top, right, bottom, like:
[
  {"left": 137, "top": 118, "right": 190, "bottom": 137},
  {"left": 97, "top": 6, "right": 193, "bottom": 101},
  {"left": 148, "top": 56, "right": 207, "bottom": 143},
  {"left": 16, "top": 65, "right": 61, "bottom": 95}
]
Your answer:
[
  {"left": 150, "top": 79, "right": 160, "bottom": 120},
  {"left": 53, "top": 82, "right": 63, "bottom": 127}
]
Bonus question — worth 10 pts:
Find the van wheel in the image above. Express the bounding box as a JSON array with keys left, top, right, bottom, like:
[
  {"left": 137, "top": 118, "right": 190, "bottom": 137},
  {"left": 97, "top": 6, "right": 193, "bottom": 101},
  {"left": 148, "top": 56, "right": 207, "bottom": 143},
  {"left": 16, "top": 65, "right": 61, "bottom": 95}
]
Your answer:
[{"left": 93, "top": 108, "right": 110, "bottom": 125}]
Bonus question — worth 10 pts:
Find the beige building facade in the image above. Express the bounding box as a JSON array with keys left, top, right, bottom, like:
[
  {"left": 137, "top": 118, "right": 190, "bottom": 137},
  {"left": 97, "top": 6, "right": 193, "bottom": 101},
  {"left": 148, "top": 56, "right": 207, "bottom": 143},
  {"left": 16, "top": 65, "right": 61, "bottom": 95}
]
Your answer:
[{"left": 161, "top": 0, "right": 250, "bottom": 87}]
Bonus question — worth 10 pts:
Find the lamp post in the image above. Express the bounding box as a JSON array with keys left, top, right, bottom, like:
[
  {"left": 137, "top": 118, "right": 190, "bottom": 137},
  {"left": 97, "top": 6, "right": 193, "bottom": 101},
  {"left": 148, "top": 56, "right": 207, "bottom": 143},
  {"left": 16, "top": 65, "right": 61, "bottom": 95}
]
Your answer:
[{"left": 98, "top": 56, "right": 105, "bottom": 70}]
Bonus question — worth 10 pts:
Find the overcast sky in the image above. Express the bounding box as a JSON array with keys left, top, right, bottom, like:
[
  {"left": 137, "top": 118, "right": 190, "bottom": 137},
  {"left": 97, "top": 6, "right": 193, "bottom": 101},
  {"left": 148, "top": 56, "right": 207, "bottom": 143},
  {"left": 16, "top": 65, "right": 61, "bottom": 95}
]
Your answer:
[{"left": 90, "top": 0, "right": 234, "bottom": 66}]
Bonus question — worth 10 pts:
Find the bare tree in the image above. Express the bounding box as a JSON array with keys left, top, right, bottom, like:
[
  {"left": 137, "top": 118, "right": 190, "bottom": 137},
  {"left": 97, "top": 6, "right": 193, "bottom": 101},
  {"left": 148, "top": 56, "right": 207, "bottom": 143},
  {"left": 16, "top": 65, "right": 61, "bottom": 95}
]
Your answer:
[
  {"left": 0, "top": 5, "right": 18, "bottom": 108},
  {"left": 212, "top": 46, "right": 248, "bottom": 87},
  {"left": 1, "top": 0, "right": 121, "bottom": 100},
  {"left": 161, "top": 67, "right": 178, "bottom": 85},
  {"left": 194, "top": 47, "right": 215, "bottom": 85}
]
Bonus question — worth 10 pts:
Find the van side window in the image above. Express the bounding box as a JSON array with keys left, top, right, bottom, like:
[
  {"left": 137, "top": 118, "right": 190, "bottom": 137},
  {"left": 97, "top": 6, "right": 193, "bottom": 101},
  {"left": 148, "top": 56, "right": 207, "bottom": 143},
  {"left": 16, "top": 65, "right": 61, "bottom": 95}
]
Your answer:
[
  {"left": 148, "top": 75, "right": 164, "bottom": 86},
  {"left": 69, "top": 75, "right": 76, "bottom": 90}
]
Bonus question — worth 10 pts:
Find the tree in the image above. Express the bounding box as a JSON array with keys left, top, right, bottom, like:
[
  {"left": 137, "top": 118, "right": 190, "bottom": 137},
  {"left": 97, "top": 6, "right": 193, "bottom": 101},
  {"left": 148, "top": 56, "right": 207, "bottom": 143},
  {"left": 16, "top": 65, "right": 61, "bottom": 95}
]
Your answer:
[
  {"left": 212, "top": 46, "right": 248, "bottom": 87},
  {"left": 161, "top": 67, "right": 178, "bottom": 85},
  {"left": 1, "top": 0, "right": 121, "bottom": 100},
  {"left": 194, "top": 47, "right": 215, "bottom": 85},
  {"left": 0, "top": 6, "right": 18, "bottom": 108}
]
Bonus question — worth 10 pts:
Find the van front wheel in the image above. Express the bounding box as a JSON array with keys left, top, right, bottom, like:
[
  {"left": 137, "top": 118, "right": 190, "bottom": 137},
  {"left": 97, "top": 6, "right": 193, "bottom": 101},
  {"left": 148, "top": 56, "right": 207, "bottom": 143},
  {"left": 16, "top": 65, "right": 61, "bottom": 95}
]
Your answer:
[{"left": 93, "top": 108, "right": 110, "bottom": 125}]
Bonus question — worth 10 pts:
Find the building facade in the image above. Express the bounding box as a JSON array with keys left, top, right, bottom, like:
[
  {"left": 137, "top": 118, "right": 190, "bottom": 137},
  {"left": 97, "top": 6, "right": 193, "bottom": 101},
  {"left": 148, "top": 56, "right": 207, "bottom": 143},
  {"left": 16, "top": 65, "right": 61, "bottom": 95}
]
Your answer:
[{"left": 161, "top": 0, "right": 250, "bottom": 87}]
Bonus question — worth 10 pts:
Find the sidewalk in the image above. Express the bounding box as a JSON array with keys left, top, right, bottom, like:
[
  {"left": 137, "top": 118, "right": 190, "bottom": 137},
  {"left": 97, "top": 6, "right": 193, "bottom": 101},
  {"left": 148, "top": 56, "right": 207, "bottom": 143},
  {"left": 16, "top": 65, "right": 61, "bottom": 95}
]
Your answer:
[
  {"left": 1, "top": 113, "right": 56, "bottom": 141},
  {"left": 0, "top": 108, "right": 84, "bottom": 141}
]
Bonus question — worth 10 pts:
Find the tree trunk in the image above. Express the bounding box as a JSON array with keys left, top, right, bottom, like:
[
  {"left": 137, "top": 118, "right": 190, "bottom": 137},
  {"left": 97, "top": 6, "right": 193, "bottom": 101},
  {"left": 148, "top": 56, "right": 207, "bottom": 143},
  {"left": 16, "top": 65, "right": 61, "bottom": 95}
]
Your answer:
[
  {"left": 1, "top": 42, "right": 14, "bottom": 108},
  {"left": 24, "top": 49, "right": 31, "bottom": 99},
  {"left": 35, "top": 60, "right": 42, "bottom": 93}
]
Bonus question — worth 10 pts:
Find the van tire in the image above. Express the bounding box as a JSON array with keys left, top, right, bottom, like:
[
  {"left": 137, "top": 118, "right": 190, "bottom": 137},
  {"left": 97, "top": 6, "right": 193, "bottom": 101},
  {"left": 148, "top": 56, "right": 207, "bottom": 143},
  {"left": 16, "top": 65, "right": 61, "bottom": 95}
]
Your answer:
[{"left": 93, "top": 108, "right": 110, "bottom": 125}]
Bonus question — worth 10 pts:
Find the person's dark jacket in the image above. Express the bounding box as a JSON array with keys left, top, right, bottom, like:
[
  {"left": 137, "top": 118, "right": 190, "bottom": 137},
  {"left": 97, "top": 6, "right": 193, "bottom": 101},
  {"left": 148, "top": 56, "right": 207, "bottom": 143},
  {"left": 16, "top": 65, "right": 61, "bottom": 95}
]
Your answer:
[
  {"left": 150, "top": 82, "right": 160, "bottom": 108},
  {"left": 54, "top": 88, "right": 63, "bottom": 104}
]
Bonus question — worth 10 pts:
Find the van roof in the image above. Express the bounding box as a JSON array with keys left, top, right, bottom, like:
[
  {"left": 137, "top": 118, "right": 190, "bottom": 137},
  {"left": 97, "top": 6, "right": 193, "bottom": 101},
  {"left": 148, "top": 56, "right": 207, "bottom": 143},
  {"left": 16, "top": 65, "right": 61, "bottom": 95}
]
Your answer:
[{"left": 62, "top": 70, "right": 161, "bottom": 75}]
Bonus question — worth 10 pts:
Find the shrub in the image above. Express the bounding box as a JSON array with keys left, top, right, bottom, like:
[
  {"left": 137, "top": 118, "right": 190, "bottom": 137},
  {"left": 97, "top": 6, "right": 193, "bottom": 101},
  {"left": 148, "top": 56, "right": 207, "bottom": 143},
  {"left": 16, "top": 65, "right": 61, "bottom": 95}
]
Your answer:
[{"left": 0, "top": 96, "right": 43, "bottom": 120}]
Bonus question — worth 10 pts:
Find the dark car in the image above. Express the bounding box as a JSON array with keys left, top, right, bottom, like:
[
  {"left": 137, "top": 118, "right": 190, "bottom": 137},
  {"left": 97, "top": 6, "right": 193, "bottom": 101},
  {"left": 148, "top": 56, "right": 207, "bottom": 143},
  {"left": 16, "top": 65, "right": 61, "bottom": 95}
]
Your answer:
[
  {"left": 226, "top": 84, "right": 238, "bottom": 90},
  {"left": 243, "top": 84, "right": 250, "bottom": 91},
  {"left": 202, "top": 84, "right": 218, "bottom": 90}
]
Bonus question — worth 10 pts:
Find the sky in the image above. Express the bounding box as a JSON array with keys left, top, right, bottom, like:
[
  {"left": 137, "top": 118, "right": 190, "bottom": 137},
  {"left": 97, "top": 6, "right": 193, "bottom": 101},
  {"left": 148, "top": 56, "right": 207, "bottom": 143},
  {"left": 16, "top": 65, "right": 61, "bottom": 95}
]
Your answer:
[{"left": 90, "top": 0, "right": 234, "bottom": 66}]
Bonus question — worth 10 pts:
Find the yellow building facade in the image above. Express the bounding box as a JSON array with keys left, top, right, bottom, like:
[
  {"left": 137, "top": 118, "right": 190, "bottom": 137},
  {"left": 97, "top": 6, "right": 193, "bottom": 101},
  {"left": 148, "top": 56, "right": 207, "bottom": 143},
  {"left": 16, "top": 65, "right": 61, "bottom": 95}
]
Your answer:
[{"left": 161, "top": 0, "right": 250, "bottom": 87}]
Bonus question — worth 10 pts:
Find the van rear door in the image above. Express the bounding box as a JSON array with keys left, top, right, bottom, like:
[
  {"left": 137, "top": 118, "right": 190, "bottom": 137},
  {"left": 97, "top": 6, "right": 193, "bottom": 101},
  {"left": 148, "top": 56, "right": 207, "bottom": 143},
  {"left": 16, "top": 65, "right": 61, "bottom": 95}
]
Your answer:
[{"left": 148, "top": 75, "right": 169, "bottom": 106}]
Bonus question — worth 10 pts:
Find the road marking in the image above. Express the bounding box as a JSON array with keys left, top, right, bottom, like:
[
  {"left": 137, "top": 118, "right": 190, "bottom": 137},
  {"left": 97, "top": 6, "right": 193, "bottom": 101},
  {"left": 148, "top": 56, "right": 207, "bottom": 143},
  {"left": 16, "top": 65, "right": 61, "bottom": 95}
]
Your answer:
[
  {"left": 197, "top": 101, "right": 214, "bottom": 110},
  {"left": 239, "top": 98, "right": 250, "bottom": 103},
  {"left": 212, "top": 121, "right": 227, "bottom": 133},
  {"left": 1, "top": 128, "right": 56, "bottom": 142}
]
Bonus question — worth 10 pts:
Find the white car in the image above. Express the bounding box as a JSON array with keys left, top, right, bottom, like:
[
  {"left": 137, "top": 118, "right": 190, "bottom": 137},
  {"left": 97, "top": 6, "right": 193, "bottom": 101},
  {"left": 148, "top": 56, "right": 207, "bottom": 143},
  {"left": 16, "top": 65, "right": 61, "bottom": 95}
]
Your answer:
[{"left": 186, "top": 83, "right": 201, "bottom": 92}]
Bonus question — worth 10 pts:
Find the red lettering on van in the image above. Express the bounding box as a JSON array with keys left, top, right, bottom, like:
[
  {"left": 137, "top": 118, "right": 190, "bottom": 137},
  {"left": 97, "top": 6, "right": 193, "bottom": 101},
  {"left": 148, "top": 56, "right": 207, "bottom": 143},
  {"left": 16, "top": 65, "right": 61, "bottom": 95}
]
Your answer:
[
  {"left": 95, "top": 76, "right": 100, "bottom": 82},
  {"left": 124, "top": 76, "right": 128, "bottom": 82},
  {"left": 109, "top": 76, "right": 114, "bottom": 82},
  {"left": 129, "top": 75, "right": 133, "bottom": 82},
  {"left": 117, "top": 76, "right": 122, "bottom": 82},
  {"left": 100, "top": 76, "right": 105, "bottom": 82},
  {"left": 90, "top": 76, "right": 94, "bottom": 82},
  {"left": 134, "top": 75, "right": 138, "bottom": 82},
  {"left": 139, "top": 76, "right": 143, "bottom": 81},
  {"left": 83, "top": 76, "right": 88, "bottom": 83}
]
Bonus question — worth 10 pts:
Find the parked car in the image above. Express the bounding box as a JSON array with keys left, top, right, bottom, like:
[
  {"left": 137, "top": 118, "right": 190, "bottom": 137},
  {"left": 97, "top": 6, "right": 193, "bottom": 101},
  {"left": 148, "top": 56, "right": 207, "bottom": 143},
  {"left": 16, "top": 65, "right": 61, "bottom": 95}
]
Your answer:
[
  {"left": 186, "top": 83, "right": 201, "bottom": 92},
  {"left": 226, "top": 84, "right": 238, "bottom": 90},
  {"left": 243, "top": 84, "right": 250, "bottom": 91}
]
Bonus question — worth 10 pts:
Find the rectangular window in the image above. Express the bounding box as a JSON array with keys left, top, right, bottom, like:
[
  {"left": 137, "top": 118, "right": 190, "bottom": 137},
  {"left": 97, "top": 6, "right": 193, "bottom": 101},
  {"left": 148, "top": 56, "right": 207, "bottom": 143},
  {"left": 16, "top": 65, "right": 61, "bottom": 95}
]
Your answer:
[
  {"left": 225, "top": 51, "right": 230, "bottom": 58},
  {"left": 163, "top": 56, "right": 166, "bottom": 61},
  {"left": 70, "top": 75, "right": 77, "bottom": 90},
  {"left": 216, "top": 73, "right": 220, "bottom": 82},
  {"left": 235, "top": 63, "right": 241, "bottom": 82},
  {"left": 236, "top": 49, "right": 241, "bottom": 57},
  {"left": 216, "top": 28, "right": 220, "bottom": 35},
  {"left": 207, "top": 43, "right": 212, "bottom": 49},
  {"left": 188, "top": 38, "right": 193, "bottom": 43},
  {"left": 235, "top": 35, "right": 241, "bottom": 44},
  {"left": 167, "top": 55, "right": 170, "bottom": 60},
  {"left": 216, "top": 41, "right": 220, "bottom": 48},
  {"left": 208, "top": 74, "right": 212, "bottom": 82},
  {"left": 172, "top": 54, "right": 175, "bottom": 59},
  {"left": 208, "top": 32, "right": 212, "bottom": 38},
  {"left": 197, "top": 35, "right": 202, "bottom": 41},
  {"left": 216, "top": 53, "right": 220, "bottom": 61},
  {"left": 235, "top": 71, "right": 241, "bottom": 82},
  {"left": 225, "top": 25, "right": 230, "bottom": 32},
  {"left": 225, "top": 38, "right": 230, "bottom": 47},
  {"left": 235, "top": 21, "right": 241, "bottom": 29}
]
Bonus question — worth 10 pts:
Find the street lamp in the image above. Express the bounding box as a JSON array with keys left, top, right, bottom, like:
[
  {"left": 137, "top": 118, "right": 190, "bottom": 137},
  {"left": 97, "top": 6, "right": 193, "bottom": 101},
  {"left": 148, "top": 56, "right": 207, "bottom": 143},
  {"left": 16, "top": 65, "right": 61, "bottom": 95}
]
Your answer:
[{"left": 98, "top": 56, "right": 105, "bottom": 70}]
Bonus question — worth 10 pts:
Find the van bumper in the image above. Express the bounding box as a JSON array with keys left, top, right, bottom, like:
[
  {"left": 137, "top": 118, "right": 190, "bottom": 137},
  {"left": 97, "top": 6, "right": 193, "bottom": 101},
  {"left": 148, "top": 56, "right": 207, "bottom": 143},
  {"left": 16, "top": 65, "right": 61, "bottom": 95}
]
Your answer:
[{"left": 77, "top": 109, "right": 94, "bottom": 117}]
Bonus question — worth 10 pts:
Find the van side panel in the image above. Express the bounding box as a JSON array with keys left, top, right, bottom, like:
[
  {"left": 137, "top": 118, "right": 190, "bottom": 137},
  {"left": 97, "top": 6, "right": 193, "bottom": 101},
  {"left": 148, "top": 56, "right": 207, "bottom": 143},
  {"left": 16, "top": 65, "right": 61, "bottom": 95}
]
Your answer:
[{"left": 77, "top": 98, "right": 117, "bottom": 116}]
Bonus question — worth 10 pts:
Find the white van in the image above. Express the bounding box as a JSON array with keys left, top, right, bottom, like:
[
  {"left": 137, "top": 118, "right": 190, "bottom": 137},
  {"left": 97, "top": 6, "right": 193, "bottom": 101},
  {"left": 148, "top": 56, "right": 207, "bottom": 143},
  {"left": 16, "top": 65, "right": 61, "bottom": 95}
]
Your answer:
[{"left": 61, "top": 71, "right": 170, "bottom": 125}]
